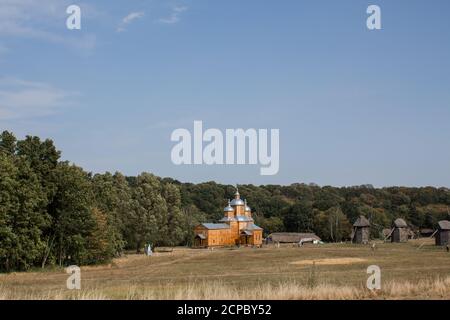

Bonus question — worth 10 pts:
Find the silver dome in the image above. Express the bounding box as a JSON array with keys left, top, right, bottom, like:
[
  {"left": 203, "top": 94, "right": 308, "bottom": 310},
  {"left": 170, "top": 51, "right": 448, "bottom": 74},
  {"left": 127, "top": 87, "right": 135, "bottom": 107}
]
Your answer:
[
  {"left": 224, "top": 206, "right": 234, "bottom": 212},
  {"left": 224, "top": 199, "right": 234, "bottom": 212},
  {"left": 231, "top": 185, "right": 244, "bottom": 206},
  {"left": 244, "top": 199, "right": 251, "bottom": 212},
  {"left": 230, "top": 198, "right": 245, "bottom": 206}
]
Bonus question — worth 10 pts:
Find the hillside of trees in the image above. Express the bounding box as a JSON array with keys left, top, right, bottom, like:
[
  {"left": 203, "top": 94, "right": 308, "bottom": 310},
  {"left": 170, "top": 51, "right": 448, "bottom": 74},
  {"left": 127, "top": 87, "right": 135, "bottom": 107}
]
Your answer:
[{"left": 1, "top": 130, "right": 450, "bottom": 272}]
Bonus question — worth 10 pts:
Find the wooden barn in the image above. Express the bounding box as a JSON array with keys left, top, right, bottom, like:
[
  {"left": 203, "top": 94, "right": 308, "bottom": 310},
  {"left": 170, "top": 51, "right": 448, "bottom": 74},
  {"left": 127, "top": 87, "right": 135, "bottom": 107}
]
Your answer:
[
  {"left": 352, "top": 216, "right": 370, "bottom": 244},
  {"left": 267, "top": 233, "right": 321, "bottom": 245},
  {"left": 435, "top": 220, "right": 450, "bottom": 246},
  {"left": 193, "top": 187, "right": 263, "bottom": 248},
  {"left": 391, "top": 218, "right": 409, "bottom": 243}
]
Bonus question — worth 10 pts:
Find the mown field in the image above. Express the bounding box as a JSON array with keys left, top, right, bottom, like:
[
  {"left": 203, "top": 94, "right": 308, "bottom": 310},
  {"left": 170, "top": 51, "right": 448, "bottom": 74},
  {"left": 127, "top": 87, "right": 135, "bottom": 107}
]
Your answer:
[{"left": 1, "top": 239, "right": 449, "bottom": 300}]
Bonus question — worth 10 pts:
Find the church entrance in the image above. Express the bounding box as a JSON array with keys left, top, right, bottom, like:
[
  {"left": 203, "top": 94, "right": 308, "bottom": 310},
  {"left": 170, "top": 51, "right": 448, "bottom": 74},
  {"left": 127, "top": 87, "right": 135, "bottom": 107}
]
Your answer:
[
  {"left": 194, "top": 234, "right": 207, "bottom": 247},
  {"left": 240, "top": 231, "right": 253, "bottom": 246}
]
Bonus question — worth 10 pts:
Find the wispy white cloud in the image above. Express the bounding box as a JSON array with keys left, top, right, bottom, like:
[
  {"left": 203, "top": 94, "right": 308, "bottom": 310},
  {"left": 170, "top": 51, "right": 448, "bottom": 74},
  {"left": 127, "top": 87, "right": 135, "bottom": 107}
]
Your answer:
[
  {"left": 0, "top": 0, "right": 97, "bottom": 53},
  {"left": 158, "top": 5, "right": 188, "bottom": 25},
  {"left": 0, "top": 77, "right": 77, "bottom": 120},
  {"left": 117, "top": 11, "right": 145, "bottom": 32}
]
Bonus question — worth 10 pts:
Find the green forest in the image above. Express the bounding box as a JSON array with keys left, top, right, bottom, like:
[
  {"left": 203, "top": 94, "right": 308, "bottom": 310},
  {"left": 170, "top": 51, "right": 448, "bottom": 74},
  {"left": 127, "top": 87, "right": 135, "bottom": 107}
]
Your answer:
[{"left": 1, "top": 130, "right": 449, "bottom": 272}]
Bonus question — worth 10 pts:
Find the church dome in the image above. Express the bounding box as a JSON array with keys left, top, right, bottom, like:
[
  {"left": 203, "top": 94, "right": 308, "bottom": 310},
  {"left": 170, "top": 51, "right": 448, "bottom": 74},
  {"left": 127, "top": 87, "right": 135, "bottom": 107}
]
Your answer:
[
  {"left": 231, "top": 198, "right": 245, "bottom": 206},
  {"left": 231, "top": 186, "right": 245, "bottom": 206},
  {"left": 224, "top": 200, "right": 234, "bottom": 212},
  {"left": 244, "top": 199, "right": 251, "bottom": 212}
]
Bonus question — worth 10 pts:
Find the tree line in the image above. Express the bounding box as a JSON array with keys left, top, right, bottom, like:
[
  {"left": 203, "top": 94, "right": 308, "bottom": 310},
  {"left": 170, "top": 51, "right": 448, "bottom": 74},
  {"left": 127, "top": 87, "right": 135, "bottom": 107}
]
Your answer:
[{"left": 1, "top": 131, "right": 450, "bottom": 272}]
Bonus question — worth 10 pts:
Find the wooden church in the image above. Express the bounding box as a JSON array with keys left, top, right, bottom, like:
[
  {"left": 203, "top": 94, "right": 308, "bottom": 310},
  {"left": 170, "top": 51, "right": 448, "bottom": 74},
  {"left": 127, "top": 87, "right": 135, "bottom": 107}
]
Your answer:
[{"left": 194, "top": 187, "right": 263, "bottom": 248}]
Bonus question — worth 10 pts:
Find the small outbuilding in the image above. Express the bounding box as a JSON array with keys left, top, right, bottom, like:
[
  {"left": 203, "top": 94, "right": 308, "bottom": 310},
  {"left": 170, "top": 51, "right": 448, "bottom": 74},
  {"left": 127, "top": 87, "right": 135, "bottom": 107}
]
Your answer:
[
  {"left": 352, "top": 216, "right": 370, "bottom": 244},
  {"left": 436, "top": 220, "right": 450, "bottom": 246},
  {"left": 392, "top": 218, "right": 409, "bottom": 243}
]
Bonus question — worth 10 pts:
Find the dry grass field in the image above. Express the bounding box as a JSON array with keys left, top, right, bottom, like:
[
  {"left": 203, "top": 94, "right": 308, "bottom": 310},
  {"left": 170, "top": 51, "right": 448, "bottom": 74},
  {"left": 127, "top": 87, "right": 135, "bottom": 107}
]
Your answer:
[{"left": 1, "top": 239, "right": 449, "bottom": 300}]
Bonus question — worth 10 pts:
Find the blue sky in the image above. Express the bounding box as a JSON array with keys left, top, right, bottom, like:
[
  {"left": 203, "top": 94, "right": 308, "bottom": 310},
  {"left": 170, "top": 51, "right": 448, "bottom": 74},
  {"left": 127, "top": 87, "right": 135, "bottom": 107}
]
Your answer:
[{"left": 1, "top": 0, "right": 450, "bottom": 187}]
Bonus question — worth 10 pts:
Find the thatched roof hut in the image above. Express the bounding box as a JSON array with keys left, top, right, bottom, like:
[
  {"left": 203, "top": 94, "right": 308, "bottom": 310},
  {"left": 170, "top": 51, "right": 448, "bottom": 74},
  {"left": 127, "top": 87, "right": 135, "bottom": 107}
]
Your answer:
[
  {"left": 353, "top": 216, "right": 370, "bottom": 227},
  {"left": 392, "top": 218, "right": 409, "bottom": 243},
  {"left": 420, "top": 228, "right": 435, "bottom": 237},
  {"left": 352, "top": 216, "right": 370, "bottom": 244},
  {"left": 436, "top": 220, "right": 450, "bottom": 246},
  {"left": 393, "top": 218, "right": 408, "bottom": 228},
  {"left": 268, "top": 233, "right": 321, "bottom": 244}
]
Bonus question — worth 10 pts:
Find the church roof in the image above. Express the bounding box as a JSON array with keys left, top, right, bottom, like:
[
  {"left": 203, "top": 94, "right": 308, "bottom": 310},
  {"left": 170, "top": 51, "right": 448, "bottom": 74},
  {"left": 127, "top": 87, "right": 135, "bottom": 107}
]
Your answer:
[
  {"left": 246, "top": 223, "right": 262, "bottom": 231},
  {"left": 236, "top": 215, "right": 253, "bottom": 222},
  {"left": 219, "top": 217, "right": 237, "bottom": 222},
  {"left": 200, "top": 223, "right": 230, "bottom": 230}
]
